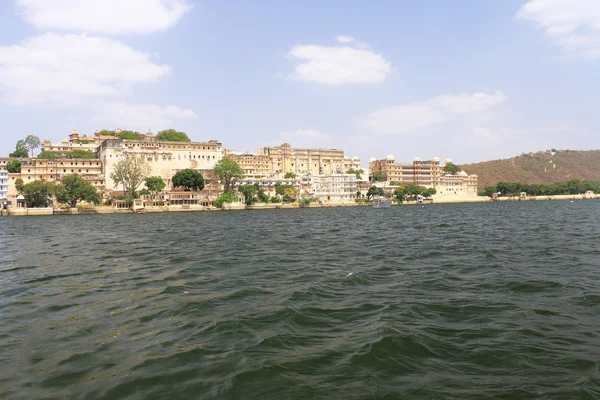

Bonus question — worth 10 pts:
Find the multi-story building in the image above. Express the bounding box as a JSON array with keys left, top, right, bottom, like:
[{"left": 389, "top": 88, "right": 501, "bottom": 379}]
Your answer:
[
  {"left": 41, "top": 129, "right": 122, "bottom": 153},
  {"left": 310, "top": 174, "right": 357, "bottom": 201},
  {"left": 0, "top": 170, "right": 8, "bottom": 201},
  {"left": 223, "top": 150, "right": 271, "bottom": 177},
  {"left": 97, "top": 137, "right": 223, "bottom": 192},
  {"left": 369, "top": 154, "right": 478, "bottom": 195},
  {"left": 1, "top": 157, "right": 105, "bottom": 207},
  {"left": 256, "top": 142, "right": 361, "bottom": 176}
]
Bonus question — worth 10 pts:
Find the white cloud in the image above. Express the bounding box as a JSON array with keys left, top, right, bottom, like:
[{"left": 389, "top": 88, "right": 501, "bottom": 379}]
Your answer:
[
  {"left": 336, "top": 35, "right": 354, "bottom": 43},
  {"left": 516, "top": 0, "right": 600, "bottom": 58},
  {"left": 17, "top": 0, "right": 193, "bottom": 35},
  {"left": 96, "top": 102, "right": 195, "bottom": 130},
  {"left": 0, "top": 33, "right": 169, "bottom": 105},
  {"left": 288, "top": 44, "right": 392, "bottom": 85},
  {"left": 359, "top": 91, "right": 506, "bottom": 135}
]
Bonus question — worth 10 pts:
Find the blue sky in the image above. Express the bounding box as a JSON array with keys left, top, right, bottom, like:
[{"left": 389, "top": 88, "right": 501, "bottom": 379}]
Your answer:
[{"left": 0, "top": 0, "right": 599, "bottom": 164}]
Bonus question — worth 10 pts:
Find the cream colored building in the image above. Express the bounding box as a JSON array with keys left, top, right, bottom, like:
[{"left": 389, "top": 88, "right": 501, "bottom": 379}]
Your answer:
[
  {"left": 369, "top": 154, "right": 478, "bottom": 195},
  {"left": 256, "top": 142, "right": 361, "bottom": 176},
  {"left": 223, "top": 150, "right": 271, "bottom": 177},
  {"left": 98, "top": 137, "right": 223, "bottom": 192},
  {"left": 41, "top": 129, "right": 122, "bottom": 153},
  {"left": 310, "top": 173, "right": 357, "bottom": 201},
  {"left": 0, "top": 157, "right": 105, "bottom": 207}
]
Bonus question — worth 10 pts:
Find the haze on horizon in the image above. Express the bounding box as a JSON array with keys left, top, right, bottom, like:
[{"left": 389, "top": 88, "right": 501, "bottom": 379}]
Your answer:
[{"left": 0, "top": 0, "right": 598, "bottom": 164}]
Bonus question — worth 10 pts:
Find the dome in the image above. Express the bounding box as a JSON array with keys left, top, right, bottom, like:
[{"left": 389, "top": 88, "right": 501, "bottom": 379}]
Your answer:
[
  {"left": 458, "top": 170, "right": 468, "bottom": 176},
  {"left": 115, "top": 128, "right": 122, "bottom": 134},
  {"left": 445, "top": 158, "right": 453, "bottom": 164},
  {"left": 344, "top": 155, "right": 350, "bottom": 160},
  {"left": 70, "top": 129, "right": 78, "bottom": 135},
  {"left": 432, "top": 156, "right": 440, "bottom": 162},
  {"left": 369, "top": 157, "right": 377, "bottom": 162},
  {"left": 413, "top": 156, "right": 421, "bottom": 162},
  {"left": 386, "top": 153, "right": 395, "bottom": 161},
  {"left": 352, "top": 156, "right": 359, "bottom": 160}
]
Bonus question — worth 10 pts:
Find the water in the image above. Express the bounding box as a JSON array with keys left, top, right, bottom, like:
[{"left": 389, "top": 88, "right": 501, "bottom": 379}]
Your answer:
[{"left": 1, "top": 201, "right": 600, "bottom": 399}]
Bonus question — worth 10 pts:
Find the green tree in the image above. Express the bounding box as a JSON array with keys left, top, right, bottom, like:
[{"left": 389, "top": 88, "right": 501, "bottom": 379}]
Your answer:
[
  {"left": 110, "top": 157, "right": 151, "bottom": 197},
  {"left": 24, "top": 135, "right": 41, "bottom": 157},
  {"left": 238, "top": 184, "right": 258, "bottom": 205},
  {"left": 9, "top": 140, "right": 28, "bottom": 158},
  {"left": 55, "top": 175, "right": 100, "bottom": 208},
  {"left": 346, "top": 168, "right": 365, "bottom": 179},
  {"left": 21, "top": 180, "right": 55, "bottom": 208},
  {"left": 66, "top": 150, "right": 95, "bottom": 159},
  {"left": 366, "top": 186, "right": 384, "bottom": 200},
  {"left": 99, "top": 130, "right": 115, "bottom": 136},
  {"left": 37, "top": 150, "right": 60, "bottom": 159},
  {"left": 372, "top": 173, "right": 387, "bottom": 182},
  {"left": 394, "top": 183, "right": 428, "bottom": 203},
  {"left": 15, "top": 178, "right": 24, "bottom": 193},
  {"left": 284, "top": 172, "right": 297, "bottom": 179},
  {"left": 172, "top": 169, "right": 205, "bottom": 191},
  {"left": 480, "top": 184, "right": 497, "bottom": 197},
  {"left": 6, "top": 160, "right": 21, "bottom": 173},
  {"left": 425, "top": 188, "right": 437, "bottom": 197},
  {"left": 156, "top": 129, "right": 190, "bottom": 142},
  {"left": 214, "top": 191, "right": 237, "bottom": 208},
  {"left": 213, "top": 158, "right": 244, "bottom": 192},
  {"left": 443, "top": 163, "right": 462, "bottom": 174},
  {"left": 144, "top": 176, "right": 166, "bottom": 193},
  {"left": 257, "top": 189, "right": 269, "bottom": 203},
  {"left": 118, "top": 130, "right": 142, "bottom": 140}
]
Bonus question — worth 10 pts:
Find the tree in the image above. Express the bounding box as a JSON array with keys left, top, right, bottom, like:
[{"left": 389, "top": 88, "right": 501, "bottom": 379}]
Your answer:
[
  {"left": 118, "top": 130, "right": 142, "bottom": 140},
  {"left": 214, "top": 191, "right": 237, "bottom": 208},
  {"left": 238, "top": 184, "right": 258, "bottom": 205},
  {"left": 394, "top": 183, "right": 428, "bottom": 203},
  {"left": 66, "top": 150, "right": 95, "bottom": 159},
  {"left": 9, "top": 140, "right": 28, "bottom": 158},
  {"left": 425, "top": 188, "right": 437, "bottom": 197},
  {"left": 21, "top": 180, "right": 55, "bottom": 208},
  {"left": 366, "top": 186, "right": 384, "bottom": 200},
  {"left": 213, "top": 158, "right": 244, "bottom": 192},
  {"left": 110, "top": 157, "right": 151, "bottom": 197},
  {"left": 443, "top": 163, "right": 462, "bottom": 174},
  {"left": 24, "top": 135, "right": 41, "bottom": 157},
  {"left": 15, "top": 178, "right": 24, "bottom": 193},
  {"left": 172, "top": 169, "right": 205, "bottom": 191},
  {"left": 372, "top": 173, "right": 387, "bottom": 182},
  {"left": 284, "top": 172, "right": 297, "bottom": 179},
  {"left": 145, "top": 176, "right": 166, "bottom": 193},
  {"left": 6, "top": 160, "right": 21, "bottom": 173},
  {"left": 347, "top": 168, "right": 365, "bottom": 179},
  {"left": 156, "top": 129, "right": 190, "bottom": 142},
  {"left": 37, "top": 150, "right": 60, "bottom": 159},
  {"left": 257, "top": 189, "right": 269, "bottom": 203},
  {"left": 55, "top": 175, "right": 100, "bottom": 208}
]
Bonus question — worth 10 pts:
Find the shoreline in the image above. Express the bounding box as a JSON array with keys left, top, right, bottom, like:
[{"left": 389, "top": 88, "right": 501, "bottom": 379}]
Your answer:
[{"left": 2, "top": 194, "right": 598, "bottom": 216}]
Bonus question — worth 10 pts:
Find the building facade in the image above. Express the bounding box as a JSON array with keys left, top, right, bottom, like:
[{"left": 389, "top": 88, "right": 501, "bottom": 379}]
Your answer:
[
  {"left": 256, "top": 143, "right": 361, "bottom": 176},
  {"left": 223, "top": 151, "right": 271, "bottom": 177},
  {"left": 369, "top": 154, "right": 478, "bottom": 195},
  {"left": 310, "top": 174, "right": 357, "bottom": 201},
  {"left": 0, "top": 170, "right": 7, "bottom": 201},
  {"left": 1, "top": 157, "right": 105, "bottom": 207},
  {"left": 97, "top": 137, "right": 223, "bottom": 192}
]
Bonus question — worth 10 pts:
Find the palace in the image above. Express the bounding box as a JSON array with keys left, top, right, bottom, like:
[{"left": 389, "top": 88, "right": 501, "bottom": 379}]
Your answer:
[{"left": 369, "top": 154, "right": 478, "bottom": 195}]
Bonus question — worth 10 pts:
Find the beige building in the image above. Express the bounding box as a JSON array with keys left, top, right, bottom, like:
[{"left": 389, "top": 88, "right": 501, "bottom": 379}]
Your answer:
[
  {"left": 0, "top": 157, "right": 105, "bottom": 207},
  {"left": 256, "top": 142, "right": 361, "bottom": 176},
  {"left": 223, "top": 150, "right": 271, "bottom": 177},
  {"left": 97, "top": 137, "right": 223, "bottom": 192},
  {"left": 310, "top": 174, "right": 357, "bottom": 201},
  {"left": 41, "top": 129, "right": 122, "bottom": 153},
  {"left": 369, "top": 154, "right": 478, "bottom": 196}
]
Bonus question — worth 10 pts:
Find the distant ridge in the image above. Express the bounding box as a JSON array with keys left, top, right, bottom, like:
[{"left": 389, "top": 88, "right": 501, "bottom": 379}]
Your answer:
[{"left": 461, "top": 149, "right": 600, "bottom": 189}]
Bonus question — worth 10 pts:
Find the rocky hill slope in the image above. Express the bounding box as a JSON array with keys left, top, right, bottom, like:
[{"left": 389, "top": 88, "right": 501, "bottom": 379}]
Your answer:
[{"left": 461, "top": 149, "right": 600, "bottom": 189}]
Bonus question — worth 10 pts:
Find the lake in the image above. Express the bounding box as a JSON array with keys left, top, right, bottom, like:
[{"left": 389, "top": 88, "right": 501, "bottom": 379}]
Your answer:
[{"left": 1, "top": 201, "right": 599, "bottom": 399}]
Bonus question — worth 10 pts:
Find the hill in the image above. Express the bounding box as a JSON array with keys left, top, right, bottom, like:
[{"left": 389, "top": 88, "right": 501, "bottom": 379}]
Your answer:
[{"left": 461, "top": 149, "right": 600, "bottom": 189}]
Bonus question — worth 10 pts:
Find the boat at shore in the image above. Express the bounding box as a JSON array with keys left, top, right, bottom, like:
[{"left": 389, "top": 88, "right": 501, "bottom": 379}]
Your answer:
[
  {"left": 135, "top": 208, "right": 146, "bottom": 214},
  {"left": 373, "top": 196, "right": 391, "bottom": 208}
]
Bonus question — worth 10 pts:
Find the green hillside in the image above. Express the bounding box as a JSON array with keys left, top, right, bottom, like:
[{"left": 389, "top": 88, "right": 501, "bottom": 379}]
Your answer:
[{"left": 461, "top": 149, "right": 600, "bottom": 189}]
